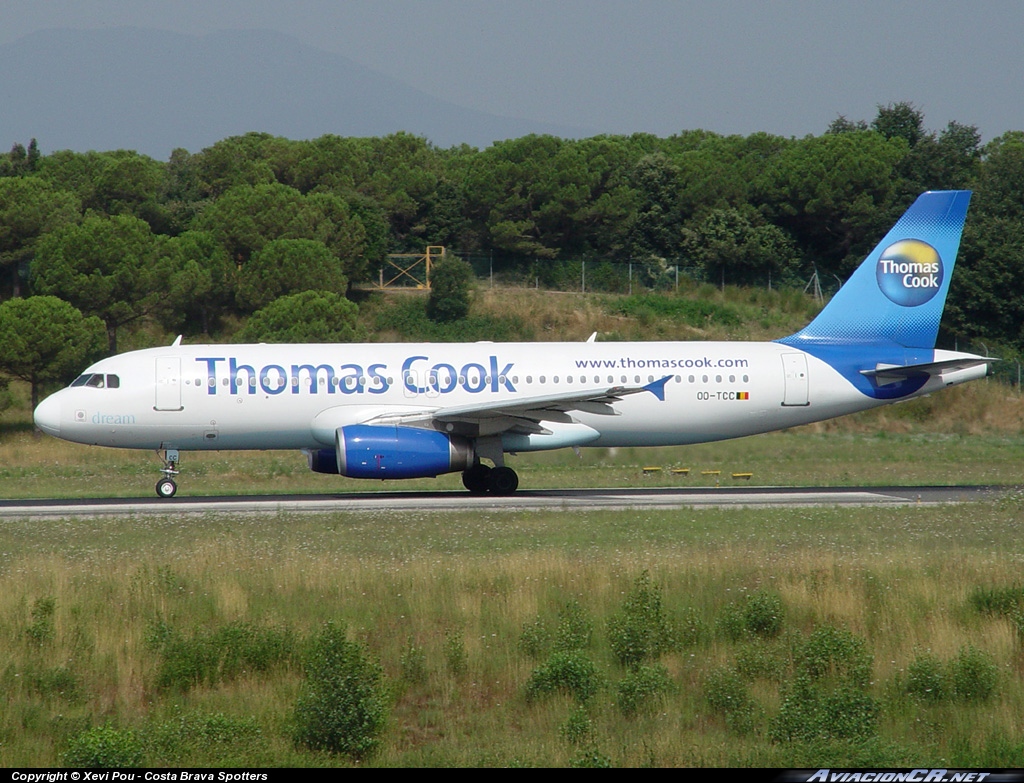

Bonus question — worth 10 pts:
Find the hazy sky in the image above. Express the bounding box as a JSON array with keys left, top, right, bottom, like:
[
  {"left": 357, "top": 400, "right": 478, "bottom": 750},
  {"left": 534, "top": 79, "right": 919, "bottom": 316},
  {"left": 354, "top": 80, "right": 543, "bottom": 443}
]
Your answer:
[{"left": 2, "top": 0, "right": 1022, "bottom": 141}]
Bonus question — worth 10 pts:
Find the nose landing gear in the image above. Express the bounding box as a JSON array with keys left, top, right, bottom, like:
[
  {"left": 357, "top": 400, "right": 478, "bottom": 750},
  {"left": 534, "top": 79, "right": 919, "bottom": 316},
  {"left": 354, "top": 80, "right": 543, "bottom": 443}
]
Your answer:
[{"left": 156, "top": 449, "right": 180, "bottom": 498}]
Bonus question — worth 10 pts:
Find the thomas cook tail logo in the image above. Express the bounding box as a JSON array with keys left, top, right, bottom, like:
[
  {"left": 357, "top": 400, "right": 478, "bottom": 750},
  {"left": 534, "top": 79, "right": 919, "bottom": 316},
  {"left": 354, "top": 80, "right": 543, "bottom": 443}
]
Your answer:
[{"left": 876, "top": 239, "right": 943, "bottom": 307}]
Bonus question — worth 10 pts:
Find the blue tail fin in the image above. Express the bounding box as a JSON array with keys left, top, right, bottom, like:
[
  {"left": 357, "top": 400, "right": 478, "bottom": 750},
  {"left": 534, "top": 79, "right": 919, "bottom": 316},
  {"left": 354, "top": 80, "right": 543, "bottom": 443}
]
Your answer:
[{"left": 780, "top": 190, "right": 971, "bottom": 350}]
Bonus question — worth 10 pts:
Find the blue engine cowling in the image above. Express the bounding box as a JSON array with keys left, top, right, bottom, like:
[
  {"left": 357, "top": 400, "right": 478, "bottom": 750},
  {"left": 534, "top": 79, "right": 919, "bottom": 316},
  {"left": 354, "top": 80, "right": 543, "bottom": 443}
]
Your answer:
[{"left": 307, "top": 425, "right": 473, "bottom": 479}]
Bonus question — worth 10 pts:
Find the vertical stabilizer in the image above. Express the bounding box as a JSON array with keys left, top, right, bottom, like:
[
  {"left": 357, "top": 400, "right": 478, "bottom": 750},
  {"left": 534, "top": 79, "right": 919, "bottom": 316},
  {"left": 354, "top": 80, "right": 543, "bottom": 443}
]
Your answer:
[{"left": 780, "top": 190, "right": 971, "bottom": 350}]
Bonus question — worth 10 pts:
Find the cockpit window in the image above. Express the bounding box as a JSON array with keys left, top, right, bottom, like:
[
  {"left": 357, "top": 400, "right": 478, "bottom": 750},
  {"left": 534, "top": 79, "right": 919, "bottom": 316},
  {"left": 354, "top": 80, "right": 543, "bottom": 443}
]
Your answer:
[{"left": 70, "top": 373, "right": 120, "bottom": 389}]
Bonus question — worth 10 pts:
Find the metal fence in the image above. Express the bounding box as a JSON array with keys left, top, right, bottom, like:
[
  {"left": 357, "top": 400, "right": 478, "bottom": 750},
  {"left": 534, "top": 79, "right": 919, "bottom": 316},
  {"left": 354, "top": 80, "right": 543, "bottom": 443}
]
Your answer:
[{"left": 449, "top": 253, "right": 833, "bottom": 298}]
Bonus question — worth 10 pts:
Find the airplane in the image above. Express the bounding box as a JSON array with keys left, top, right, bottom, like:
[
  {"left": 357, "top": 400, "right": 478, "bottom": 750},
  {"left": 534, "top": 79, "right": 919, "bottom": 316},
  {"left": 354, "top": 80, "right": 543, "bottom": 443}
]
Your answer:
[{"left": 32, "top": 190, "right": 993, "bottom": 498}]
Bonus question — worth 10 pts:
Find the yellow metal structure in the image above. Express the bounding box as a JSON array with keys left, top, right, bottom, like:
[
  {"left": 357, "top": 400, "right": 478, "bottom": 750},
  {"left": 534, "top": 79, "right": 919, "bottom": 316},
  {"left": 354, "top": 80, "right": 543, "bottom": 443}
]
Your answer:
[{"left": 376, "top": 246, "right": 446, "bottom": 289}]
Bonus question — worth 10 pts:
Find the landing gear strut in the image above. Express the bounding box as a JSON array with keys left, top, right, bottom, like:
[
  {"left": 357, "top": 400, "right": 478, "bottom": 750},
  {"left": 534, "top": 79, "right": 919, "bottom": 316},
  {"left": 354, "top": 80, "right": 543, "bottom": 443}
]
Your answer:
[{"left": 156, "top": 449, "right": 180, "bottom": 498}]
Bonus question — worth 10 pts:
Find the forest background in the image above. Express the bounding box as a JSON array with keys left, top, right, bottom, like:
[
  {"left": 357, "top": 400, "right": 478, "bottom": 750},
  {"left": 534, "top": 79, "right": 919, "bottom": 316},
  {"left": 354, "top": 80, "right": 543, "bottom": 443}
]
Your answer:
[{"left": 2, "top": 101, "right": 1023, "bottom": 410}]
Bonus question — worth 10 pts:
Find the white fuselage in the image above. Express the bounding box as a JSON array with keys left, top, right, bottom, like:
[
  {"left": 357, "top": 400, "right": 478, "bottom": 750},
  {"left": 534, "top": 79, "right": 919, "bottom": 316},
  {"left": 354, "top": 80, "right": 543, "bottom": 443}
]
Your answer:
[{"left": 33, "top": 341, "right": 987, "bottom": 454}]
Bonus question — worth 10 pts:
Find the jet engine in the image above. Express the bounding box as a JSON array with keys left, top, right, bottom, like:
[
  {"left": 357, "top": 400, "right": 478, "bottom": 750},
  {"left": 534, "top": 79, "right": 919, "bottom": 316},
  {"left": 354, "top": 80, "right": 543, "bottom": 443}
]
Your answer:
[{"left": 306, "top": 425, "right": 473, "bottom": 479}]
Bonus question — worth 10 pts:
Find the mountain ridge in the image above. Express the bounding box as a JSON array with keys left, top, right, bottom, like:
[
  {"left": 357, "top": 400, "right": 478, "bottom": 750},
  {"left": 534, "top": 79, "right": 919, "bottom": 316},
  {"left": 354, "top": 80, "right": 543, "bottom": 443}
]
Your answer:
[{"left": 0, "top": 27, "right": 593, "bottom": 159}]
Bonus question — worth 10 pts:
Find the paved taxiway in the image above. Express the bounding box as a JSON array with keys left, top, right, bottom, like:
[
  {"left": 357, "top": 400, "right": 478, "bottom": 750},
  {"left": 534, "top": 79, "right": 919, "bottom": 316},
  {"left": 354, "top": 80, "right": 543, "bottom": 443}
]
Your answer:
[{"left": 0, "top": 485, "right": 1006, "bottom": 520}]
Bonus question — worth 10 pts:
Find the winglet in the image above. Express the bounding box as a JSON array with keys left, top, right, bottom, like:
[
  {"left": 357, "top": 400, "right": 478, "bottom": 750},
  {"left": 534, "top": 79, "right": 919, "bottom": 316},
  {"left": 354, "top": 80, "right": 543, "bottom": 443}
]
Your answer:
[
  {"left": 586, "top": 332, "right": 597, "bottom": 343},
  {"left": 643, "top": 375, "right": 673, "bottom": 402}
]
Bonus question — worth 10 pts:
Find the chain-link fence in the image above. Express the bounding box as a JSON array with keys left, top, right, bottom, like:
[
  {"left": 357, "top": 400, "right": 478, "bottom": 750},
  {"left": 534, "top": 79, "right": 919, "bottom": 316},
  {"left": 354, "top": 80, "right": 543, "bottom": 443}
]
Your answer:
[{"left": 450, "top": 253, "right": 835, "bottom": 298}]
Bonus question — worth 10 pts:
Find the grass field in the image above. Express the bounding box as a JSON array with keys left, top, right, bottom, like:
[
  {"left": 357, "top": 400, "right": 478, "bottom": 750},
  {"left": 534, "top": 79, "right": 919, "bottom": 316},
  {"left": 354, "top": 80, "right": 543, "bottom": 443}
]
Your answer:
[{"left": 1, "top": 499, "right": 1024, "bottom": 767}]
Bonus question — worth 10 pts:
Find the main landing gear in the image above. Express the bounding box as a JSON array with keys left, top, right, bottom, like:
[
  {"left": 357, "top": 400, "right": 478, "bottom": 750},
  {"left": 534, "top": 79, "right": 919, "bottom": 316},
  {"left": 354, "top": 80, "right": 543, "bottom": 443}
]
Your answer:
[
  {"left": 461, "top": 463, "right": 519, "bottom": 496},
  {"left": 156, "top": 449, "right": 179, "bottom": 498}
]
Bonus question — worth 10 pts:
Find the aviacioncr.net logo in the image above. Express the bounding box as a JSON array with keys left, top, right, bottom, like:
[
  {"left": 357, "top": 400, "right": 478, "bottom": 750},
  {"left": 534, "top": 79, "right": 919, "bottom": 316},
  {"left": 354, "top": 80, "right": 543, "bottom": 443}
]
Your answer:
[{"left": 876, "top": 239, "right": 944, "bottom": 307}]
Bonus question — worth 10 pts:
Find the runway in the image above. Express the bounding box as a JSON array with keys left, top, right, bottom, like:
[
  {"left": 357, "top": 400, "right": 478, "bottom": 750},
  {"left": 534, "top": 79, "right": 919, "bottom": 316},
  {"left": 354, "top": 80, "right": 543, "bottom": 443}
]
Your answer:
[{"left": 0, "top": 485, "right": 1006, "bottom": 519}]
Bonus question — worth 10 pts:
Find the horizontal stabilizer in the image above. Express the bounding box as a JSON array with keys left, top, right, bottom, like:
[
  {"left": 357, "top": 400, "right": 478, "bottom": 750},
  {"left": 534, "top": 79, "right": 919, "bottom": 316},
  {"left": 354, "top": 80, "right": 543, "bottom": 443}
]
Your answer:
[{"left": 860, "top": 357, "right": 996, "bottom": 386}]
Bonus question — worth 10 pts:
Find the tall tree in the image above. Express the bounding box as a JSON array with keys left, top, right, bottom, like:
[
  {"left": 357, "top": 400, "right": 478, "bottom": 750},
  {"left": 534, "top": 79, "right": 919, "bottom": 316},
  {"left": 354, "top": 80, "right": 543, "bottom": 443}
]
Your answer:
[
  {"left": 235, "top": 238, "right": 347, "bottom": 312},
  {"left": 871, "top": 102, "right": 926, "bottom": 147},
  {"left": 752, "top": 131, "right": 907, "bottom": 276},
  {"left": 153, "top": 230, "right": 237, "bottom": 335},
  {"left": 0, "top": 178, "right": 81, "bottom": 297},
  {"left": 0, "top": 296, "right": 105, "bottom": 409},
  {"left": 31, "top": 214, "right": 161, "bottom": 352},
  {"left": 238, "top": 290, "right": 362, "bottom": 343},
  {"left": 680, "top": 208, "right": 800, "bottom": 287}
]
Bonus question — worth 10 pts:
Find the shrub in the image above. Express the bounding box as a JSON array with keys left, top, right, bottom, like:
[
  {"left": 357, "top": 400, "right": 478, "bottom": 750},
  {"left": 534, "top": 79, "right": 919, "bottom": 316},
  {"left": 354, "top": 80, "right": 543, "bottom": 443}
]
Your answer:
[
  {"left": 950, "top": 645, "right": 998, "bottom": 702},
  {"left": 772, "top": 626, "right": 879, "bottom": 743},
  {"left": 554, "top": 600, "right": 594, "bottom": 653},
  {"left": 525, "top": 651, "right": 602, "bottom": 704},
  {"left": 444, "top": 630, "right": 467, "bottom": 677},
  {"left": 968, "top": 584, "right": 1024, "bottom": 616},
  {"left": 147, "top": 712, "right": 262, "bottom": 760},
  {"left": 607, "top": 572, "right": 678, "bottom": 669},
  {"left": 797, "top": 625, "right": 872, "bottom": 687},
  {"left": 735, "top": 640, "right": 788, "bottom": 682},
  {"left": 613, "top": 294, "right": 741, "bottom": 328},
  {"left": 905, "top": 652, "right": 947, "bottom": 702},
  {"left": 400, "top": 637, "right": 428, "bottom": 685},
  {"left": 519, "top": 617, "right": 552, "bottom": 660},
  {"left": 820, "top": 685, "right": 880, "bottom": 739},
  {"left": 153, "top": 621, "right": 295, "bottom": 692},
  {"left": 26, "top": 666, "right": 80, "bottom": 701},
  {"left": 293, "top": 622, "right": 389, "bottom": 759},
  {"left": 427, "top": 256, "right": 473, "bottom": 322},
  {"left": 716, "top": 602, "right": 748, "bottom": 642},
  {"left": 704, "top": 667, "right": 760, "bottom": 736},
  {"left": 717, "top": 590, "right": 785, "bottom": 642},
  {"left": 616, "top": 663, "right": 674, "bottom": 717},
  {"left": 559, "top": 706, "right": 595, "bottom": 746},
  {"left": 26, "top": 596, "right": 56, "bottom": 645},
  {"left": 64, "top": 725, "right": 144, "bottom": 768},
  {"left": 743, "top": 590, "right": 785, "bottom": 638},
  {"left": 569, "top": 747, "right": 613, "bottom": 768}
]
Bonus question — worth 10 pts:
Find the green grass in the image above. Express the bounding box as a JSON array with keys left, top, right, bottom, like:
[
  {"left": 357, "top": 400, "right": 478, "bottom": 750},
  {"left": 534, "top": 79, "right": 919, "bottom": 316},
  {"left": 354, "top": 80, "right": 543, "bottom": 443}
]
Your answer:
[
  {"left": 1, "top": 500, "right": 1024, "bottom": 766},
  {"left": 1, "top": 423, "right": 1022, "bottom": 500}
]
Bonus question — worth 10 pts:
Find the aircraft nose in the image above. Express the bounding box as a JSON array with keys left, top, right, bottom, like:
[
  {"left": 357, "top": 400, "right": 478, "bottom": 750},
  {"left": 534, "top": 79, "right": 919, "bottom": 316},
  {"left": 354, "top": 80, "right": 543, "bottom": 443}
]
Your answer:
[{"left": 33, "top": 394, "right": 62, "bottom": 438}]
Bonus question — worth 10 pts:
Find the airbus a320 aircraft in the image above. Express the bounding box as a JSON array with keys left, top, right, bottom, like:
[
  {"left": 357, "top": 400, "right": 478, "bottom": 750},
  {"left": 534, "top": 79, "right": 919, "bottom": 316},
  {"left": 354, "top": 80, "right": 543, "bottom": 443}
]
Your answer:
[{"left": 33, "top": 190, "right": 991, "bottom": 498}]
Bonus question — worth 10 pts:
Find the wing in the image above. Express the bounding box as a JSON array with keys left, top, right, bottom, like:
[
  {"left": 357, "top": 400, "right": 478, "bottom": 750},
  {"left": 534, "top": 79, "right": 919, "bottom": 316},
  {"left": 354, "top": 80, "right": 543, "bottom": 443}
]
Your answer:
[{"left": 360, "top": 376, "right": 672, "bottom": 438}]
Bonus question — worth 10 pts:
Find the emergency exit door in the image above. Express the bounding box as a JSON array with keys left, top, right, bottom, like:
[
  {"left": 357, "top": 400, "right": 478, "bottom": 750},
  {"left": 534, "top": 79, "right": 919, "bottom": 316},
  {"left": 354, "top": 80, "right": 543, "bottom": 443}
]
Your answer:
[
  {"left": 781, "top": 353, "right": 809, "bottom": 407},
  {"left": 155, "top": 356, "right": 183, "bottom": 411}
]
